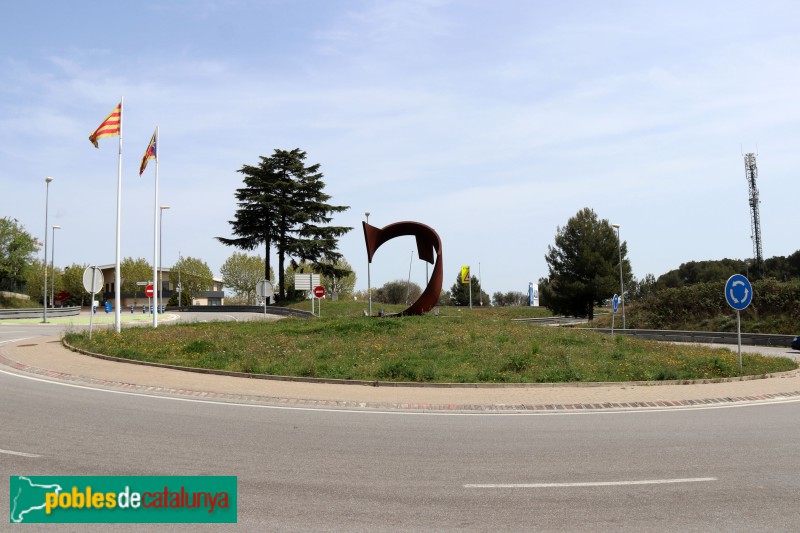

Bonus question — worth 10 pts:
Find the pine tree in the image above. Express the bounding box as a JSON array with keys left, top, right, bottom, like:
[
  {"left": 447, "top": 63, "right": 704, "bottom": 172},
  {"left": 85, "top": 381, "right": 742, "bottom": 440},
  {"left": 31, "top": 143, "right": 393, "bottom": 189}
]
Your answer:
[
  {"left": 541, "top": 207, "right": 631, "bottom": 319},
  {"left": 449, "top": 271, "right": 490, "bottom": 306}
]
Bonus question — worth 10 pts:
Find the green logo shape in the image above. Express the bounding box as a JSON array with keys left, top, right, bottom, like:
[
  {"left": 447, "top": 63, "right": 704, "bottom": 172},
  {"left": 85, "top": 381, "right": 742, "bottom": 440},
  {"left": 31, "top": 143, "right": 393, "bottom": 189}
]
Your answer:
[{"left": 10, "top": 476, "right": 237, "bottom": 523}]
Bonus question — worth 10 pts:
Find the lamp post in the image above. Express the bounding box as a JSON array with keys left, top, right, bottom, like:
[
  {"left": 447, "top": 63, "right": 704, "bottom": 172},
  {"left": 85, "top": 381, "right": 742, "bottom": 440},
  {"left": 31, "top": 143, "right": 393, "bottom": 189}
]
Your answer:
[
  {"left": 159, "top": 205, "right": 170, "bottom": 313},
  {"left": 42, "top": 177, "right": 53, "bottom": 323},
  {"left": 612, "top": 223, "right": 626, "bottom": 329},
  {"left": 365, "top": 211, "right": 371, "bottom": 316},
  {"left": 50, "top": 225, "right": 61, "bottom": 308},
  {"left": 177, "top": 250, "right": 182, "bottom": 308}
]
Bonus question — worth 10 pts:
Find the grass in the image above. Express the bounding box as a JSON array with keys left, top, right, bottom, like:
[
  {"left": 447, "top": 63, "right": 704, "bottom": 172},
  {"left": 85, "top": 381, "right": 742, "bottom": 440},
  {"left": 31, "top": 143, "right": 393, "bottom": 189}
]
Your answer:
[
  {"left": 63, "top": 303, "right": 797, "bottom": 383},
  {"left": 286, "top": 299, "right": 555, "bottom": 319},
  {"left": 0, "top": 295, "right": 38, "bottom": 309}
]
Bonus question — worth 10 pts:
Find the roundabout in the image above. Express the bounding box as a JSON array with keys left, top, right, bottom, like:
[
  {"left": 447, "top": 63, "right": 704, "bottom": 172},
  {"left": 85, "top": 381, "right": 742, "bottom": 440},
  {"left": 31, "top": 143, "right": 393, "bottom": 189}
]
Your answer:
[
  {"left": 3, "top": 316, "right": 800, "bottom": 530},
  {"left": 2, "top": 312, "right": 800, "bottom": 412}
]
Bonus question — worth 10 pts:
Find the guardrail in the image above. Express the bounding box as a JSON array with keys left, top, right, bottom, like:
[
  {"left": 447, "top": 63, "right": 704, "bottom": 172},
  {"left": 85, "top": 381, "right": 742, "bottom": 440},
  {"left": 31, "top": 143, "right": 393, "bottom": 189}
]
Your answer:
[
  {"left": 0, "top": 306, "right": 81, "bottom": 319},
  {"left": 511, "top": 318, "right": 795, "bottom": 347},
  {"left": 512, "top": 316, "right": 596, "bottom": 325},
  {"left": 580, "top": 328, "right": 795, "bottom": 347},
  {"left": 174, "top": 305, "right": 314, "bottom": 319}
]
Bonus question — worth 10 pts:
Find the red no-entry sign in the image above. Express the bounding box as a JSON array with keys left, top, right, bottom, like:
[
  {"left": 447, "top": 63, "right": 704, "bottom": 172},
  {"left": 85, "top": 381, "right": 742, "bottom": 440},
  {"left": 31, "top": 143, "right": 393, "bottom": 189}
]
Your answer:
[
  {"left": 313, "top": 285, "right": 325, "bottom": 298},
  {"left": 145, "top": 284, "right": 154, "bottom": 298}
]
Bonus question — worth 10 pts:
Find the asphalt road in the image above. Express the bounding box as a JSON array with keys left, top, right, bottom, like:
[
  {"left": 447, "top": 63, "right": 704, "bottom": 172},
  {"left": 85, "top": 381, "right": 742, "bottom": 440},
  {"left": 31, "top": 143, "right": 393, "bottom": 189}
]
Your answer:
[{"left": 2, "top": 319, "right": 800, "bottom": 531}]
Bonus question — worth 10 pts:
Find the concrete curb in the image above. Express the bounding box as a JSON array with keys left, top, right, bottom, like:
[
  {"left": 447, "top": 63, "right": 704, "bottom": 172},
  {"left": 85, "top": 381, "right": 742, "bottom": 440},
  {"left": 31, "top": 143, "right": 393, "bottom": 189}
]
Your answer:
[
  {"left": 3, "top": 350, "right": 800, "bottom": 412},
  {"left": 0, "top": 337, "right": 793, "bottom": 413}
]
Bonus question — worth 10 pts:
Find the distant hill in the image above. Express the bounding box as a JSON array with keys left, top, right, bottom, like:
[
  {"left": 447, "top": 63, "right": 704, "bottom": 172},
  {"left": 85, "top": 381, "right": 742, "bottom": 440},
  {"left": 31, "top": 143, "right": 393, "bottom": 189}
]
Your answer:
[{"left": 655, "top": 251, "right": 800, "bottom": 290}]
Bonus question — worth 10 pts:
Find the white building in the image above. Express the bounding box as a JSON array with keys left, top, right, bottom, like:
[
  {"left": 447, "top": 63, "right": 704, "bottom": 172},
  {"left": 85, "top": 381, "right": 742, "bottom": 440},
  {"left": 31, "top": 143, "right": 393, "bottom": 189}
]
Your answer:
[{"left": 96, "top": 265, "right": 224, "bottom": 308}]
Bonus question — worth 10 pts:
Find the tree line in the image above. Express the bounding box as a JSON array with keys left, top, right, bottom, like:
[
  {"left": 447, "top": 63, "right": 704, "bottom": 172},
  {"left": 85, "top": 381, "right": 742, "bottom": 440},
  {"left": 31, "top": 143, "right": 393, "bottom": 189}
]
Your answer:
[
  {"left": 18, "top": 255, "right": 216, "bottom": 307},
  {"left": 11, "top": 171, "right": 796, "bottom": 314},
  {"left": 537, "top": 206, "right": 800, "bottom": 320}
]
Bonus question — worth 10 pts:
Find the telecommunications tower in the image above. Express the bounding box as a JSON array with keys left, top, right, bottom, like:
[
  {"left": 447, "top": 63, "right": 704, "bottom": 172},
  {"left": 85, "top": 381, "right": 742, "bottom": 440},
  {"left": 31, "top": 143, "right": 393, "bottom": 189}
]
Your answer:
[{"left": 743, "top": 153, "right": 763, "bottom": 279}]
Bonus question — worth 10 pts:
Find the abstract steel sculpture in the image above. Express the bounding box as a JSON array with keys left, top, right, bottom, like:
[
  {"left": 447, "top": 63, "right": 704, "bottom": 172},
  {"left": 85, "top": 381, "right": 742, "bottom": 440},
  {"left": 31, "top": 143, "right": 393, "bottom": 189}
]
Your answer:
[{"left": 363, "top": 220, "right": 443, "bottom": 316}]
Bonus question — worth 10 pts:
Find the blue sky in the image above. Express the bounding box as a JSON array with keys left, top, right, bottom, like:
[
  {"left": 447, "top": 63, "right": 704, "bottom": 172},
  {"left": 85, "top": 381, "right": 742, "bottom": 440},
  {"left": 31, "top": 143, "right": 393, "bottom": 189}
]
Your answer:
[{"left": 3, "top": 1, "right": 799, "bottom": 297}]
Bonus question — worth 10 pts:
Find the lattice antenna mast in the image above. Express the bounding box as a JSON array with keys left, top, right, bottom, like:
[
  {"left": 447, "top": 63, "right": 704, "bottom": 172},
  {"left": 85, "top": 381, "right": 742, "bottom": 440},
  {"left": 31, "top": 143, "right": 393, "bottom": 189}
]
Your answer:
[{"left": 743, "top": 153, "right": 763, "bottom": 279}]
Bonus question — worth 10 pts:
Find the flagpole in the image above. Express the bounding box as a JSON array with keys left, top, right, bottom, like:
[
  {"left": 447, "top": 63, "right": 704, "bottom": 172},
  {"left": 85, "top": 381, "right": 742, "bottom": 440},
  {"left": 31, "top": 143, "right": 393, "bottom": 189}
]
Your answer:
[
  {"left": 152, "top": 127, "right": 159, "bottom": 328},
  {"left": 114, "top": 97, "right": 123, "bottom": 333}
]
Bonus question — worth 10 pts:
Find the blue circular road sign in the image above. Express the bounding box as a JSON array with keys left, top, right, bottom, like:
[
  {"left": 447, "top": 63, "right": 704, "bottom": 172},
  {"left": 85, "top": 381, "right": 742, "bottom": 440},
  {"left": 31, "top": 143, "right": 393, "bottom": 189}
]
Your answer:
[
  {"left": 725, "top": 274, "right": 753, "bottom": 311},
  {"left": 612, "top": 294, "right": 619, "bottom": 313}
]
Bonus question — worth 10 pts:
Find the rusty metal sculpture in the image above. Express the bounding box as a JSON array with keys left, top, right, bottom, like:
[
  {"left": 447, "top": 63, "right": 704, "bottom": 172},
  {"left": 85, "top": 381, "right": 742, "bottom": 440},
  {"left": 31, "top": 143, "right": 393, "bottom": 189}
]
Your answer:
[{"left": 363, "top": 221, "right": 443, "bottom": 316}]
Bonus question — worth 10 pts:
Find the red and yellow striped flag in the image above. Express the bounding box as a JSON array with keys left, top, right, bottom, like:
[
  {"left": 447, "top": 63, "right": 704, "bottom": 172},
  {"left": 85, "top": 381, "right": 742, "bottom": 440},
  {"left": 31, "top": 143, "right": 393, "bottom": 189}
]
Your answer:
[
  {"left": 88, "top": 103, "right": 121, "bottom": 148},
  {"left": 139, "top": 129, "right": 157, "bottom": 175}
]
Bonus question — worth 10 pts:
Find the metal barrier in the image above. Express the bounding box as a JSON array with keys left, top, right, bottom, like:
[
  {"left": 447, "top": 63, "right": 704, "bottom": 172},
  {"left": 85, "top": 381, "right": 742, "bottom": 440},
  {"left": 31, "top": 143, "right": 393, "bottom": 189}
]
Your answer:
[
  {"left": 0, "top": 305, "right": 312, "bottom": 320},
  {"left": 0, "top": 306, "right": 81, "bottom": 319},
  {"left": 579, "top": 328, "right": 794, "bottom": 347},
  {"left": 174, "top": 305, "right": 314, "bottom": 318}
]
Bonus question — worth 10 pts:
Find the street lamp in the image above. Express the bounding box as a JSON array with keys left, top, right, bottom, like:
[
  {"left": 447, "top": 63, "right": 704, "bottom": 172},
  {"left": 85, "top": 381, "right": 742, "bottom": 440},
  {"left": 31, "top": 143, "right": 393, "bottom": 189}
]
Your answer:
[
  {"left": 159, "top": 205, "right": 170, "bottom": 313},
  {"left": 612, "top": 223, "right": 626, "bottom": 329},
  {"left": 177, "top": 250, "right": 182, "bottom": 308},
  {"left": 42, "top": 176, "right": 53, "bottom": 323},
  {"left": 365, "top": 211, "right": 371, "bottom": 316},
  {"left": 50, "top": 225, "right": 61, "bottom": 308}
]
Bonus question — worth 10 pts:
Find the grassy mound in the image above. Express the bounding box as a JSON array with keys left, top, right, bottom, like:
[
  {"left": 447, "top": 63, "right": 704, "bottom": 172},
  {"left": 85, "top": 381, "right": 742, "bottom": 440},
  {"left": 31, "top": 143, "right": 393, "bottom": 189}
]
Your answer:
[{"left": 64, "top": 304, "right": 796, "bottom": 383}]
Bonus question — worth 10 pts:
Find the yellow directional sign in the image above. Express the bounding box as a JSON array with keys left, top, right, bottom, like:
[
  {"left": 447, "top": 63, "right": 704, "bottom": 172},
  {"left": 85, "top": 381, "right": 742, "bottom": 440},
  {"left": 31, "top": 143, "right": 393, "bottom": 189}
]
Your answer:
[{"left": 461, "top": 265, "right": 470, "bottom": 284}]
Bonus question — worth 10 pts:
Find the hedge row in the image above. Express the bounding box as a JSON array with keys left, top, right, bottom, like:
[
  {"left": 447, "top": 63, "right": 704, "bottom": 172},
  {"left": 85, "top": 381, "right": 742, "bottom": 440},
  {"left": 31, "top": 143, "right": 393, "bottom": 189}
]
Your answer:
[{"left": 631, "top": 279, "right": 800, "bottom": 334}]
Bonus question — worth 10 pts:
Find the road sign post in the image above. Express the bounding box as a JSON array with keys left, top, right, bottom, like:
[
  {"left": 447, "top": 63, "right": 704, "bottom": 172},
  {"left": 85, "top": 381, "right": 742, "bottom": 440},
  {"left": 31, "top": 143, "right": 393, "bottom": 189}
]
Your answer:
[
  {"left": 611, "top": 294, "right": 619, "bottom": 336},
  {"left": 256, "top": 280, "right": 274, "bottom": 316},
  {"left": 724, "top": 274, "right": 753, "bottom": 375},
  {"left": 313, "top": 285, "right": 325, "bottom": 317},
  {"left": 461, "top": 266, "right": 471, "bottom": 309},
  {"left": 144, "top": 284, "right": 154, "bottom": 316},
  {"left": 83, "top": 266, "right": 104, "bottom": 340}
]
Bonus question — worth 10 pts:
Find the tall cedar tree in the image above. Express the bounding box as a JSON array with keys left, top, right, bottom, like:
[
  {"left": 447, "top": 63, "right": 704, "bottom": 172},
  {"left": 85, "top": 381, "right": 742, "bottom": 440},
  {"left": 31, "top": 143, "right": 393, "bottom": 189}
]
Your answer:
[
  {"left": 541, "top": 207, "right": 632, "bottom": 320},
  {"left": 217, "top": 148, "right": 351, "bottom": 300}
]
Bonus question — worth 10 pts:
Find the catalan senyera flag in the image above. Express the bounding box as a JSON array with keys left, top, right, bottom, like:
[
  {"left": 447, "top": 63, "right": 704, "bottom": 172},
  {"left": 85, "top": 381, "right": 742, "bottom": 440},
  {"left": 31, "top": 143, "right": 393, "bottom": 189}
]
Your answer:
[
  {"left": 139, "top": 129, "right": 157, "bottom": 175},
  {"left": 88, "top": 103, "right": 122, "bottom": 148}
]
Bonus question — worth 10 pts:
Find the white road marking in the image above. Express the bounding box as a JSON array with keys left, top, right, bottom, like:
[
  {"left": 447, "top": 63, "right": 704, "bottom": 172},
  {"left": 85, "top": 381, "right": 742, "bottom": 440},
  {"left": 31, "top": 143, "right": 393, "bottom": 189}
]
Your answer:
[
  {"left": 0, "top": 448, "right": 41, "bottom": 458},
  {"left": 1, "top": 367, "right": 800, "bottom": 416},
  {"left": 0, "top": 337, "right": 34, "bottom": 345},
  {"left": 464, "top": 477, "right": 717, "bottom": 488}
]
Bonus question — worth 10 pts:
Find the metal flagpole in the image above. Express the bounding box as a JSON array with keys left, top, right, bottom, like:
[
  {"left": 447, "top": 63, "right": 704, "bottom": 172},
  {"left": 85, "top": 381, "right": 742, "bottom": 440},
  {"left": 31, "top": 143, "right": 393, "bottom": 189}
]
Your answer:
[
  {"left": 152, "top": 127, "right": 159, "bottom": 328},
  {"left": 114, "top": 97, "right": 123, "bottom": 333}
]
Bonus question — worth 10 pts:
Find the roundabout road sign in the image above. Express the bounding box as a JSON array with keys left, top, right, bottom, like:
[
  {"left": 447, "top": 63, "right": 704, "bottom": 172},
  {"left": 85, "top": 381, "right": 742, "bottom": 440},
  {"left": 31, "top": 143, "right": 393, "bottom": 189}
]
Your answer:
[{"left": 725, "top": 274, "right": 752, "bottom": 311}]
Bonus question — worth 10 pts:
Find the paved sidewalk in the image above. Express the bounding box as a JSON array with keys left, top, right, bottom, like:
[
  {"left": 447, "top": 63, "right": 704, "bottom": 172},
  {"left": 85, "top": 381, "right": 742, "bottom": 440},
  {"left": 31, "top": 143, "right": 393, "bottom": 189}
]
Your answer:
[{"left": 2, "top": 336, "right": 800, "bottom": 412}]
